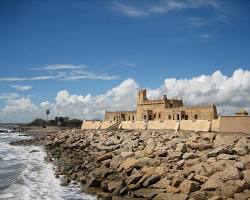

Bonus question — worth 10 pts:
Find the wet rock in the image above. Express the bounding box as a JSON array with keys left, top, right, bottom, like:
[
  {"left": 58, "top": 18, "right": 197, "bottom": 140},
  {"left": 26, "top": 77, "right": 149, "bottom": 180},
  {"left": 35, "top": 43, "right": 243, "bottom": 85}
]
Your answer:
[
  {"left": 60, "top": 176, "right": 70, "bottom": 186},
  {"left": 29, "top": 149, "right": 39, "bottom": 153}
]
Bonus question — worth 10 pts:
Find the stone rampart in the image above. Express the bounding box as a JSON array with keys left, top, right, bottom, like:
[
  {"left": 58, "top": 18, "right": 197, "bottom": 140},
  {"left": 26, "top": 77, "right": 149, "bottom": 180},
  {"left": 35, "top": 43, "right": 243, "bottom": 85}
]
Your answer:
[
  {"left": 180, "top": 120, "right": 211, "bottom": 132},
  {"left": 82, "top": 117, "right": 250, "bottom": 133},
  {"left": 219, "top": 116, "right": 250, "bottom": 134},
  {"left": 147, "top": 120, "right": 166, "bottom": 129},
  {"left": 165, "top": 120, "right": 180, "bottom": 130},
  {"left": 100, "top": 121, "right": 117, "bottom": 129}
]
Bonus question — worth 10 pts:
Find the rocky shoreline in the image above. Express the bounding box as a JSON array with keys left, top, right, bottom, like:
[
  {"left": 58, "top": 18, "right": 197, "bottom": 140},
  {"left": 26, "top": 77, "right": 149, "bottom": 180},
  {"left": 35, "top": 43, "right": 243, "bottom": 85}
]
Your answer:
[{"left": 10, "top": 129, "right": 250, "bottom": 200}]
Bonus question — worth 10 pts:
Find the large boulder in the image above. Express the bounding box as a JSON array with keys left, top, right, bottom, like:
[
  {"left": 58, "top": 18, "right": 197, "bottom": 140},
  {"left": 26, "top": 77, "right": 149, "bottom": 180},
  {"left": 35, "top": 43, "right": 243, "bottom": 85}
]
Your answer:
[
  {"left": 220, "top": 180, "right": 250, "bottom": 199},
  {"left": 179, "top": 180, "right": 200, "bottom": 194},
  {"left": 219, "top": 166, "right": 240, "bottom": 181},
  {"left": 153, "top": 193, "right": 188, "bottom": 200},
  {"left": 202, "top": 177, "right": 224, "bottom": 191},
  {"left": 143, "top": 175, "right": 161, "bottom": 187},
  {"left": 150, "top": 177, "right": 170, "bottom": 189},
  {"left": 96, "top": 152, "right": 113, "bottom": 162},
  {"left": 233, "top": 137, "right": 249, "bottom": 156},
  {"left": 206, "top": 146, "right": 232, "bottom": 158},
  {"left": 242, "top": 169, "right": 250, "bottom": 184},
  {"left": 118, "top": 157, "right": 137, "bottom": 172},
  {"left": 133, "top": 189, "right": 165, "bottom": 198}
]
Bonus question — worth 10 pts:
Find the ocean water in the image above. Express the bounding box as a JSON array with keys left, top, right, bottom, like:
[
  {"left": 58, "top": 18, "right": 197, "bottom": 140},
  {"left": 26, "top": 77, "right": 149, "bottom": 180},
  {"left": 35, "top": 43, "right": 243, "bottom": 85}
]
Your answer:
[{"left": 0, "top": 131, "right": 96, "bottom": 200}]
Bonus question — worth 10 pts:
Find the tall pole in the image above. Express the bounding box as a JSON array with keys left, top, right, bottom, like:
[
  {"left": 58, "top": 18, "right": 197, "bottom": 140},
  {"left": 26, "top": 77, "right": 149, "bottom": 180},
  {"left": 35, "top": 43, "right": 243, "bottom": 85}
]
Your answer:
[{"left": 46, "top": 110, "right": 50, "bottom": 123}]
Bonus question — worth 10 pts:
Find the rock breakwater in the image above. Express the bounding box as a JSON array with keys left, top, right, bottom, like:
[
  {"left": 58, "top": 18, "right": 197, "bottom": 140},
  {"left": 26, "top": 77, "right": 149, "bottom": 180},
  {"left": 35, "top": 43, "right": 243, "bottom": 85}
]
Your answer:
[{"left": 11, "top": 129, "right": 250, "bottom": 199}]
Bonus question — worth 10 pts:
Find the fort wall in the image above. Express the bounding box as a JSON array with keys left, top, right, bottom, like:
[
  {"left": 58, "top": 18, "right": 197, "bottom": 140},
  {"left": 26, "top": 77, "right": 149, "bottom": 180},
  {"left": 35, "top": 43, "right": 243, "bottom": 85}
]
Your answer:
[
  {"left": 218, "top": 116, "right": 250, "bottom": 134},
  {"left": 82, "top": 117, "right": 250, "bottom": 134}
]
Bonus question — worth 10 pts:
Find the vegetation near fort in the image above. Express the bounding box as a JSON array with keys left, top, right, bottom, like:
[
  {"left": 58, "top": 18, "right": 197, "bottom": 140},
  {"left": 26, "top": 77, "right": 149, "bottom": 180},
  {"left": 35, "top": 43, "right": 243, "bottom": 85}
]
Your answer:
[{"left": 29, "top": 117, "right": 82, "bottom": 128}]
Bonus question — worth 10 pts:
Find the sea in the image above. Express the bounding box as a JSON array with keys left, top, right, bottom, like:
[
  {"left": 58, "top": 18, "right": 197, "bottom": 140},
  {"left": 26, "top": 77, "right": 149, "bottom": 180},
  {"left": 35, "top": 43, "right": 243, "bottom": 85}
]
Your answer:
[{"left": 0, "top": 130, "right": 96, "bottom": 200}]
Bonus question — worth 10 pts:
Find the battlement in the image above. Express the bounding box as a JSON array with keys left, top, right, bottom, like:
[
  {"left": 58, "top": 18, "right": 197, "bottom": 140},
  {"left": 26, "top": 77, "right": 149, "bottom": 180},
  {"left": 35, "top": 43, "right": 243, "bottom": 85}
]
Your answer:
[{"left": 105, "top": 110, "right": 136, "bottom": 114}]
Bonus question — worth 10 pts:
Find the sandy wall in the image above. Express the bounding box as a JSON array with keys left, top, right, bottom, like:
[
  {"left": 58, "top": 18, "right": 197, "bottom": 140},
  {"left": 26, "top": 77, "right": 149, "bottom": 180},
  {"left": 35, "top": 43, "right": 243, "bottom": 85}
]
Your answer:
[
  {"left": 219, "top": 116, "right": 250, "bottom": 134},
  {"left": 147, "top": 121, "right": 166, "bottom": 129},
  {"left": 180, "top": 120, "right": 211, "bottom": 132}
]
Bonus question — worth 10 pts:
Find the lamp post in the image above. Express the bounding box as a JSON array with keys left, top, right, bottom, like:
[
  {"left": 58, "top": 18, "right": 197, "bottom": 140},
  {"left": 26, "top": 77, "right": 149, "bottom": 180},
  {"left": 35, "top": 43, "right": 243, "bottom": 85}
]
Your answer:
[{"left": 46, "top": 109, "right": 50, "bottom": 123}]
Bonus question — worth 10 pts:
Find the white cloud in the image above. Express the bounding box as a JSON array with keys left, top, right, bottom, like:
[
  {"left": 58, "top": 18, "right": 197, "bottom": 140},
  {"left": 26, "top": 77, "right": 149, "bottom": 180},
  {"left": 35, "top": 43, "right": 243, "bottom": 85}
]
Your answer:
[
  {"left": 41, "top": 64, "right": 86, "bottom": 70},
  {"left": 163, "top": 68, "right": 250, "bottom": 115},
  {"left": 11, "top": 85, "right": 33, "bottom": 91},
  {"left": 1, "top": 69, "right": 250, "bottom": 123},
  {"left": 0, "top": 96, "right": 39, "bottom": 122},
  {"left": 0, "top": 75, "right": 59, "bottom": 81},
  {"left": 0, "top": 93, "right": 20, "bottom": 100},
  {"left": 0, "top": 64, "right": 119, "bottom": 82},
  {"left": 0, "top": 78, "right": 138, "bottom": 123},
  {"left": 114, "top": 0, "right": 219, "bottom": 17}
]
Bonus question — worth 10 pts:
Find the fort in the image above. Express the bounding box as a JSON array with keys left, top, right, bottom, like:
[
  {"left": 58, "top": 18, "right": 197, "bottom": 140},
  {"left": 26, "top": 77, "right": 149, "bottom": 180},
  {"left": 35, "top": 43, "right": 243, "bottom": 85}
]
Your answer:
[
  {"left": 105, "top": 89, "right": 217, "bottom": 122},
  {"left": 82, "top": 89, "right": 250, "bottom": 134}
]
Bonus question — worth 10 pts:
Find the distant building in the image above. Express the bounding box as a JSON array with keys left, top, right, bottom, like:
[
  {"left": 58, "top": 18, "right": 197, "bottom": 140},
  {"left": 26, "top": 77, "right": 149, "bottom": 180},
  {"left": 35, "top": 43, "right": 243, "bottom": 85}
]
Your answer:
[{"left": 105, "top": 89, "right": 217, "bottom": 121}]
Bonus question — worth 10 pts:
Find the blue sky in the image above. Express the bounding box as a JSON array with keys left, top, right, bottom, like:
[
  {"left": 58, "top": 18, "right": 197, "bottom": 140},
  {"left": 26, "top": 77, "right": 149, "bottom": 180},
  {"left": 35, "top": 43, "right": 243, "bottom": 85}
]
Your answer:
[{"left": 0, "top": 0, "right": 250, "bottom": 122}]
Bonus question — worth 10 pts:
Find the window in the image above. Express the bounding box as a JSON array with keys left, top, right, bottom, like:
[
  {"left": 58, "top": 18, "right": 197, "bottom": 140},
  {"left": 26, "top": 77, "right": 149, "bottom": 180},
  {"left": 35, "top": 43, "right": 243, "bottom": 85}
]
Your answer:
[
  {"left": 128, "top": 116, "right": 130, "bottom": 121},
  {"left": 194, "top": 115, "right": 198, "bottom": 120},
  {"left": 132, "top": 116, "right": 134, "bottom": 120},
  {"left": 144, "top": 115, "right": 146, "bottom": 120},
  {"left": 168, "top": 115, "right": 171, "bottom": 120},
  {"left": 113, "top": 116, "right": 115, "bottom": 121},
  {"left": 158, "top": 113, "right": 161, "bottom": 119},
  {"left": 177, "top": 114, "right": 179, "bottom": 120},
  {"left": 154, "top": 113, "right": 156, "bottom": 119}
]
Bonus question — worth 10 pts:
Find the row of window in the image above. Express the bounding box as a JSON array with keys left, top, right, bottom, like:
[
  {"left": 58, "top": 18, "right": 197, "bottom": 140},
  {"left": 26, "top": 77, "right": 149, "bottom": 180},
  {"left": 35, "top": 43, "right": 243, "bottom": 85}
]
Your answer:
[{"left": 112, "top": 115, "right": 135, "bottom": 121}]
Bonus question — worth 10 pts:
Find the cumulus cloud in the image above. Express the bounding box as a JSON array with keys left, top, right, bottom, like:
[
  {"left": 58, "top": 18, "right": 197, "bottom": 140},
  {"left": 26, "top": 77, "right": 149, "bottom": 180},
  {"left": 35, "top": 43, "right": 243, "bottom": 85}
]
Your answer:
[
  {"left": 0, "top": 78, "right": 138, "bottom": 123},
  {"left": 49, "top": 78, "right": 139, "bottom": 119},
  {"left": 163, "top": 68, "right": 250, "bottom": 115},
  {"left": 0, "top": 96, "right": 40, "bottom": 122},
  {"left": 0, "top": 93, "right": 20, "bottom": 100},
  {"left": 1, "top": 69, "right": 250, "bottom": 123},
  {"left": 11, "top": 85, "right": 32, "bottom": 91}
]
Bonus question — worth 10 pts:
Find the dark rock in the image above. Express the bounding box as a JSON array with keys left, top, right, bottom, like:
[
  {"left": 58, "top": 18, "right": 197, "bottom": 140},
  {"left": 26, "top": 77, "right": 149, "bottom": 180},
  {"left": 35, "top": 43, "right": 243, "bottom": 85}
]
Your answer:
[{"left": 143, "top": 175, "right": 161, "bottom": 187}]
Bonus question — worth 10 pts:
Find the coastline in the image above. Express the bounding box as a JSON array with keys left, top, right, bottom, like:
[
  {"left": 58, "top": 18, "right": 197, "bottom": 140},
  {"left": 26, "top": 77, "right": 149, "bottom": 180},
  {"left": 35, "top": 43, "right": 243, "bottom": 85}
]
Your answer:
[{"left": 10, "top": 127, "right": 250, "bottom": 200}]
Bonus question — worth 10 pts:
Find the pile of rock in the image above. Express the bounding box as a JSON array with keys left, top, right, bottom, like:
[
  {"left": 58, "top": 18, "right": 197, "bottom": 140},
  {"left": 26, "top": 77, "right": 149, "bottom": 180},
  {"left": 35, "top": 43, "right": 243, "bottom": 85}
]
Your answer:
[{"left": 13, "top": 129, "right": 250, "bottom": 199}]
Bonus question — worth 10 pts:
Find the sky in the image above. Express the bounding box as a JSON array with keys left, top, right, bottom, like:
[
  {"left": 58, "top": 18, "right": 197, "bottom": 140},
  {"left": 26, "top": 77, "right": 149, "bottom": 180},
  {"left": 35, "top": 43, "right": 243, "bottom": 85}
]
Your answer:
[{"left": 0, "top": 0, "right": 250, "bottom": 123}]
